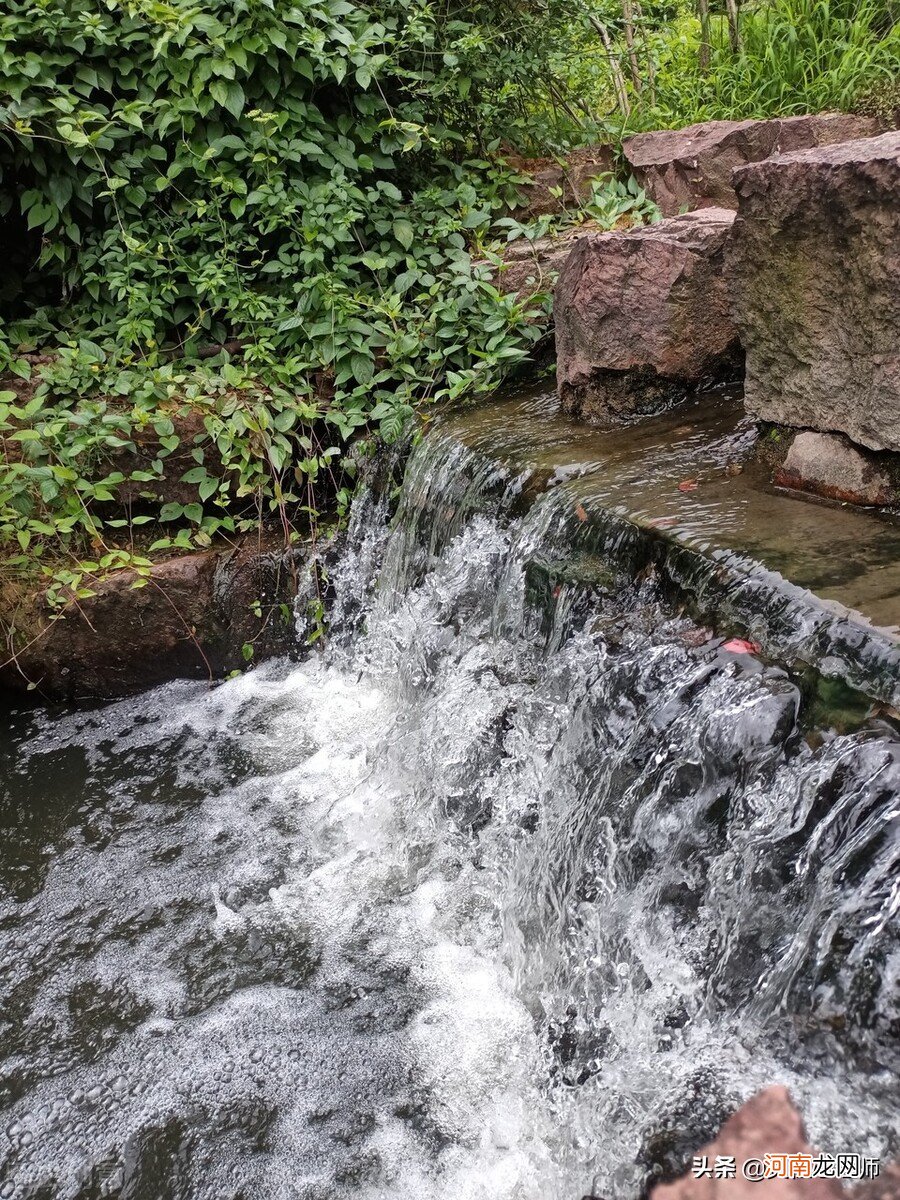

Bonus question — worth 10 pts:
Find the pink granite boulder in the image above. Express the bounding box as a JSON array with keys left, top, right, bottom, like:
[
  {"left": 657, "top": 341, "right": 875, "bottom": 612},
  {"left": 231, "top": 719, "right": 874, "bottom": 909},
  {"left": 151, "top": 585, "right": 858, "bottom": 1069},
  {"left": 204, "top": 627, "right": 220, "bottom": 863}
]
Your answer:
[
  {"left": 555, "top": 208, "right": 740, "bottom": 425},
  {"left": 623, "top": 114, "right": 881, "bottom": 216},
  {"left": 726, "top": 132, "right": 900, "bottom": 453}
]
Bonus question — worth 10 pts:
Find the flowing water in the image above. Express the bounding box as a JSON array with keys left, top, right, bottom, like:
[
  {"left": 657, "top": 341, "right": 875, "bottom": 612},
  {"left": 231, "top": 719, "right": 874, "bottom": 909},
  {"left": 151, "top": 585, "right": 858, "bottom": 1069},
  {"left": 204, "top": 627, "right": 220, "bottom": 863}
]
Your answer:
[{"left": 1, "top": 401, "right": 899, "bottom": 1200}]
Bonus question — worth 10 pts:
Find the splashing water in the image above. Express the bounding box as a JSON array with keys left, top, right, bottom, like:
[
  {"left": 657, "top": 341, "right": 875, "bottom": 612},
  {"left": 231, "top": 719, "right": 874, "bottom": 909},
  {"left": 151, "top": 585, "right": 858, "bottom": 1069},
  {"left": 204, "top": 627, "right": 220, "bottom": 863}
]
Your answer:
[{"left": 1, "top": 422, "right": 898, "bottom": 1200}]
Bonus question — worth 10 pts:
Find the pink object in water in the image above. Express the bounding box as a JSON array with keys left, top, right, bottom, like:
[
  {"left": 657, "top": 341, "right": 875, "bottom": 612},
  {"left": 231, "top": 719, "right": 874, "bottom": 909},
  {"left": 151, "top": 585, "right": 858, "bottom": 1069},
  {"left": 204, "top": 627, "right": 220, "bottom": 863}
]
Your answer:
[{"left": 721, "top": 638, "right": 760, "bottom": 655}]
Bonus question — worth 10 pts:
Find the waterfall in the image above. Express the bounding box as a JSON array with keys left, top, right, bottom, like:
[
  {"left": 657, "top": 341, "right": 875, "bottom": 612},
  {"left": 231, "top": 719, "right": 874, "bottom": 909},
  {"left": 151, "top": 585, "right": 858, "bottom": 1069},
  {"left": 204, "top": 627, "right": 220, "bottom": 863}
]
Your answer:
[{"left": 0, "top": 419, "right": 897, "bottom": 1200}]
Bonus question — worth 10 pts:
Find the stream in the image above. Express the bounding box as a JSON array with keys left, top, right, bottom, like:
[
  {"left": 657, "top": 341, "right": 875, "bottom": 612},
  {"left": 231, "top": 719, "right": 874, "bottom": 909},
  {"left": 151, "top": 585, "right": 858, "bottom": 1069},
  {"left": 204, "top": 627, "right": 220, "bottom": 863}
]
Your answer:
[{"left": 1, "top": 403, "right": 899, "bottom": 1199}]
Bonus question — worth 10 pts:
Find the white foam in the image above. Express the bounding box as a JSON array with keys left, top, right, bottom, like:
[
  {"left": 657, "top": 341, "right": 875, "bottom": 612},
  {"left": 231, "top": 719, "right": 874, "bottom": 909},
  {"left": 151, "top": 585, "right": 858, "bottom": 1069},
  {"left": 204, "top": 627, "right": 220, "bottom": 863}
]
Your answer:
[{"left": 2, "top": 440, "right": 899, "bottom": 1198}]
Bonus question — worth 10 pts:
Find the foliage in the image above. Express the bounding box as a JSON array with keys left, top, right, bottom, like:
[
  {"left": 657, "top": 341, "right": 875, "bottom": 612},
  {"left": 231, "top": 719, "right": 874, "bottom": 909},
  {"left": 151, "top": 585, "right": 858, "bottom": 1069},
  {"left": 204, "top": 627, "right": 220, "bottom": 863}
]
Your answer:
[
  {"left": 494, "top": 171, "right": 659, "bottom": 246},
  {"left": 582, "top": 173, "right": 660, "bottom": 227},
  {"left": 465, "top": 0, "right": 900, "bottom": 134},
  {"left": 0, "top": 0, "right": 563, "bottom": 590},
  {"left": 852, "top": 66, "right": 900, "bottom": 123},
  {"left": 640, "top": 0, "right": 900, "bottom": 125}
]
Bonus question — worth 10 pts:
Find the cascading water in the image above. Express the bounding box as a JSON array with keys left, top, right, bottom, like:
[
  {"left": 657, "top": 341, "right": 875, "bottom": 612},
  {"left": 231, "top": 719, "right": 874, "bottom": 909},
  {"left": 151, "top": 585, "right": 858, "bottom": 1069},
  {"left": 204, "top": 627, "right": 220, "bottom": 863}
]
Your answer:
[{"left": 1, "top": 415, "right": 898, "bottom": 1200}]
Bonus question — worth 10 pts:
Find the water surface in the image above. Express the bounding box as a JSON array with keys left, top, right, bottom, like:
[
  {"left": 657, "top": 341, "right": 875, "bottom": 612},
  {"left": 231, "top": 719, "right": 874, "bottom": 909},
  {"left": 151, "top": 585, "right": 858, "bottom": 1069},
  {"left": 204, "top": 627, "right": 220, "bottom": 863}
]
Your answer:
[{"left": 1, "top": 402, "right": 898, "bottom": 1199}]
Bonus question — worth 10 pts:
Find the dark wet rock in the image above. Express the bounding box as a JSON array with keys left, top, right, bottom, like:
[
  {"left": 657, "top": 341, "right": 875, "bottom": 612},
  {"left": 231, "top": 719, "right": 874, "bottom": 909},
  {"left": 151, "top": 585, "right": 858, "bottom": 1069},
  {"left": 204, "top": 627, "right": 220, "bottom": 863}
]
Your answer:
[
  {"left": 547, "top": 1004, "right": 612, "bottom": 1087},
  {"left": 774, "top": 431, "right": 897, "bottom": 508},
  {"left": 787, "top": 736, "right": 900, "bottom": 1044},
  {"left": 214, "top": 534, "right": 307, "bottom": 660},
  {"left": 726, "top": 132, "right": 900, "bottom": 452},
  {"left": 641, "top": 1068, "right": 734, "bottom": 1190},
  {"left": 524, "top": 556, "right": 624, "bottom": 635},
  {"left": 650, "top": 1086, "right": 844, "bottom": 1200},
  {"left": 555, "top": 209, "right": 741, "bottom": 425},
  {"left": 0, "top": 535, "right": 306, "bottom": 702},
  {"left": 700, "top": 673, "right": 800, "bottom": 772},
  {"left": 506, "top": 145, "right": 616, "bottom": 220},
  {"left": 624, "top": 114, "right": 881, "bottom": 216},
  {"left": 679, "top": 625, "right": 714, "bottom": 649}
]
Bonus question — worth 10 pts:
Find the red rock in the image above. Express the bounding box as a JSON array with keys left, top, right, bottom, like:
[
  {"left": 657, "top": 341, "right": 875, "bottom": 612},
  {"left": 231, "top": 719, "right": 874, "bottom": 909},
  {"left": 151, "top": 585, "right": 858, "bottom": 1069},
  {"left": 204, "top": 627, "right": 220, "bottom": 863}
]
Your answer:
[
  {"left": 493, "top": 224, "right": 595, "bottom": 300},
  {"left": 0, "top": 552, "right": 221, "bottom": 701},
  {"left": 721, "top": 638, "right": 760, "bottom": 655},
  {"left": 623, "top": 114, "right": 881, "bottom": 216},
  {"left": 650, "top": 1086, "right": 843, "bottom": 1200},
  {"left": 555, "top": 209, "right": 740, "bottom": 425},
  {"left": 0, "top": 536, "right": 304, "bottom": 701},
  {"left": 726, "top": 132, "right": 900, "bottom": 453}
]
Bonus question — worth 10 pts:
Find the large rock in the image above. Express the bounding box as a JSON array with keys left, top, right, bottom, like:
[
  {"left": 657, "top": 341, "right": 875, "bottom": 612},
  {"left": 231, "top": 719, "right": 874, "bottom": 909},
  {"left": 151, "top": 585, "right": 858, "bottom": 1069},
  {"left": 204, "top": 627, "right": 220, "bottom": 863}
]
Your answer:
[
  {"left": 727, "top": 132, "right": 900, "bottom": 452},
  {"left": 555, "top": 208, "right": 740, "bottom": 424},
  {"left": 623, "top": 114, "right": 880, "bottom": 216},
  {"left": 774, "top": 431, "right": 896, "bottom": 507},
  {"left": 648, "top": 1086, "right": 899, "bottom": 1200},
  {"left": 650, "top": 1086, "right": 843, "bottom": 1200}
]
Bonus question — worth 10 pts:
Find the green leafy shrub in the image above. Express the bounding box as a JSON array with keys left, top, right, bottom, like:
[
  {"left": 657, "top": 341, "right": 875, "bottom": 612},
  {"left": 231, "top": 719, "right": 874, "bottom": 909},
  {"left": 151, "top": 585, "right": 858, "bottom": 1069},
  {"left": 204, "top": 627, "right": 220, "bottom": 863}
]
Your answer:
[
  {"left": 0, "top": 0, "right": 569, "bottom": 586},
  {"left": 582, "top": 173, "right": 659, "bottom": 227},
  {"left": 494, "top": 171, "right": 659, "bottom": 244}
]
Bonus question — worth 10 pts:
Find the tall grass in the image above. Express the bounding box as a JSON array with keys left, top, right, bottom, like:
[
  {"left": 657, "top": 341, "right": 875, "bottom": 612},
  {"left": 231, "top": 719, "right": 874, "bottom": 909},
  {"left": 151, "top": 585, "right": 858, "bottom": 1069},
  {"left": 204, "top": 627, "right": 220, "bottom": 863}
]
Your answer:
[{"left": 634, "top": 0, "right": 900, "bottom": 127}]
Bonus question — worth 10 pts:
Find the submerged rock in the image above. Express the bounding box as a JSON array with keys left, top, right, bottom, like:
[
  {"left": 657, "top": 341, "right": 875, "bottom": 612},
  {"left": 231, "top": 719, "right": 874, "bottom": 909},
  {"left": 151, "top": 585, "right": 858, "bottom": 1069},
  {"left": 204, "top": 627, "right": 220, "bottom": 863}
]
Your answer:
[
  {"left": 774, "top": 431, "right": 897, "bottom": 508},
  {"left": 623, "top": 114, "right": 880, "bottom": 216},
  {"left": 555, "top": 209, "right": 740, "bottom": 425},
  {"left": 726, "top": 131, "right": 900, "bottom": 453}
]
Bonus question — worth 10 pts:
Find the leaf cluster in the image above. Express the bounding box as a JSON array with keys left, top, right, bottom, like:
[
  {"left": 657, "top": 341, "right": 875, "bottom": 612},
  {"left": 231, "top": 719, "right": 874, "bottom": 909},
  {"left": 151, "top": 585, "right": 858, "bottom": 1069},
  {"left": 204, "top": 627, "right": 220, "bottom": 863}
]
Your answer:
[{"left": 0, "top": 0, "right": 562, "bottom": 590}]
